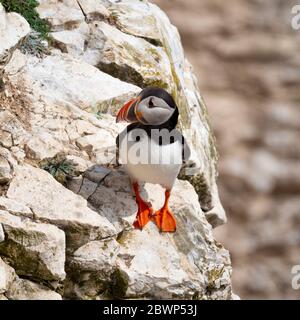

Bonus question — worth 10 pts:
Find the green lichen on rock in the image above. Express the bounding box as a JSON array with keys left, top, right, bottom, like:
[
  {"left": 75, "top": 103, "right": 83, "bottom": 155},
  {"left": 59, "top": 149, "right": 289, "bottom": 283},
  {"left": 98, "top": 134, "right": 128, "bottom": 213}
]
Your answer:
[
  {"left": 94, "top": 28, "right": 171, "bottom": 90},
  {"left": 0, "top": 238, "right": 51, "bottom": 281},
  {"left": 109, "top": 43, "right": 167, "bottom": 89},
  {"left": 156, "top": 32, "right": 190, "bottom": 129},
  {"left": 98, "top": 61, "right": 145, "bottom": 89},
  {"left": 171, "top": 75, "right": 190, "bottom": 129},
  {"left": 94, "top": 98, "right": 122, "bottom": 115},
  {"left": 206, "top": 267, "right": 225, "bottom": 293},
  {"left": 198, "top": 95, "right": 219, "bottom": 164},
  {"left": 179, "top": 171, "right": 212, "bottom": 212}
]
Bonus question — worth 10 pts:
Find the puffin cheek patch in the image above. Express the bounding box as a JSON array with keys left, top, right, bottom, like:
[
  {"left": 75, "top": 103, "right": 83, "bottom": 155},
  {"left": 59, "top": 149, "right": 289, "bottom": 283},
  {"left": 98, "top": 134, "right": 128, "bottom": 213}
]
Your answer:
[{"left": 143, "top": 108, "right": 174, "bottom": 125}]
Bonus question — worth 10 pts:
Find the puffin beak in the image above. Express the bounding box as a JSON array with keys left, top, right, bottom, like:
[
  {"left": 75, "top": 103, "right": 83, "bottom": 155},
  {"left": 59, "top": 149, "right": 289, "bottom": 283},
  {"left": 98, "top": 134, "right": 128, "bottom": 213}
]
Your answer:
[{"left": 116, "top": 96, "right": 141, "bottom": 123}]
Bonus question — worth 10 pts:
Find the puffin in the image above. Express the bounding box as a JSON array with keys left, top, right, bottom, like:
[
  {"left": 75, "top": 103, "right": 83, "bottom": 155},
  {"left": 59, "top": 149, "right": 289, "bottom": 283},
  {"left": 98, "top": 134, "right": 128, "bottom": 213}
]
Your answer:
[{"left": 116, "top": 87, "right": 190, "bottom": 232}]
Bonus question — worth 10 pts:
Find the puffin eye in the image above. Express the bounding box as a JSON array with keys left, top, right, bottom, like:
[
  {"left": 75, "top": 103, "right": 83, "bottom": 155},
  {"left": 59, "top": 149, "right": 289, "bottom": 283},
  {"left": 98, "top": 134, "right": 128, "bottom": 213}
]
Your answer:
[{"left": 148, "top": 98, "right": 155, "bottom": 108}]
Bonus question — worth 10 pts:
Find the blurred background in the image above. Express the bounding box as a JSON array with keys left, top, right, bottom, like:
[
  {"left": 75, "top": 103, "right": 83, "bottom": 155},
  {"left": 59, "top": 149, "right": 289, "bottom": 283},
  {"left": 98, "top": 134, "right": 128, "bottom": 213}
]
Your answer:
[{"left": 153, "top": 0, "right": 300, "bottom": 299}]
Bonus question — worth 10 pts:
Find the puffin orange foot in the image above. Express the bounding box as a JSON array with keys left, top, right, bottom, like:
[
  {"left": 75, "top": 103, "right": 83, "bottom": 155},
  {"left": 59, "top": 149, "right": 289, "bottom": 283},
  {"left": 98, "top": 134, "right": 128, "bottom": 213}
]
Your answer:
[
  {"left": 132, "top": 182, "right": 152, "bottom": 230},
  {"left": 133, "top": 202, "right": 153, "bottom": 230},
  {"left": 153, "top": 207, "right": 176, "bottom": 232},
  {"left": 152, "top": 189, "right": 176, "bottom": 232}
]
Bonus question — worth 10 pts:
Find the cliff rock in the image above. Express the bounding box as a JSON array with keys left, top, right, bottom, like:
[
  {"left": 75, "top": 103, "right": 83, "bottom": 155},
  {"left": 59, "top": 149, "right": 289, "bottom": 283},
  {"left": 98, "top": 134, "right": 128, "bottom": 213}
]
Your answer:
[{"left": 0, "top": 0, "right": 233, "bottom": 299}]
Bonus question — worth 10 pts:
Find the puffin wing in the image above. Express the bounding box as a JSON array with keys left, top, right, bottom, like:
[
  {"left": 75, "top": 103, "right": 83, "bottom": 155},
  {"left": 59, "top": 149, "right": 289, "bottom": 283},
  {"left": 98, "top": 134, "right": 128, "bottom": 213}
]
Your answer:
[
  {"left": 169, "top": 129, "right": 191, "bottom": 164},
  {"left": 116, "top": 123, "right": 141, "bottom": 166}
]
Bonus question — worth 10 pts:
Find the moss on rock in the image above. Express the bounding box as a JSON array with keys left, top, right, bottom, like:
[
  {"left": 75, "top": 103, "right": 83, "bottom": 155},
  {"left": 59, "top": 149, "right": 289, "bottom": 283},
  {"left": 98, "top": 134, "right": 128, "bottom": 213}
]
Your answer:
[
  {"left": 0, "top": 0, "right": 50, "bottom": 39},
  {"left": 109, "top": 269, "right": 129, "bottom": 299}
]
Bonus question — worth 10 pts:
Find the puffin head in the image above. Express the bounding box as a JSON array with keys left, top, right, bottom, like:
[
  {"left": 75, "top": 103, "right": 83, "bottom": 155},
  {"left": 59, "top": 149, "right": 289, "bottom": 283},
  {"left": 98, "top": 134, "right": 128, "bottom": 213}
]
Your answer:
[{"left": 116, "top": 87, "right": 179, "bottom": 128}]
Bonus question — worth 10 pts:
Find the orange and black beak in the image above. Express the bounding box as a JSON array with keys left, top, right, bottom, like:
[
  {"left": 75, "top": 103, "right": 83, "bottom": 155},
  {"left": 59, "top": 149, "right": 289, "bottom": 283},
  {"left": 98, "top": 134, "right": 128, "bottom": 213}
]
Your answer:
[{"left": 116, "top": 96, "right": 141, "bottom": 123}]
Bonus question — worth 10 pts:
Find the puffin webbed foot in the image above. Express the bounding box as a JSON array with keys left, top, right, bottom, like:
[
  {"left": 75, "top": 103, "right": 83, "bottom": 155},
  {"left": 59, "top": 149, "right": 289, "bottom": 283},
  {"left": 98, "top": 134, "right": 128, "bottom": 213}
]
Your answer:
[
  {"left": 133, "top": 202, "right": 153, "bottom": 230},
  {"left": 153, "top": 189, "right": 176, "bottom": 232},
  {"left": 132, "top": 183, "right": 153, "bottom": 230},
  {"left": 153, "top": 207, "right": 176, "bottom": 232}
]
